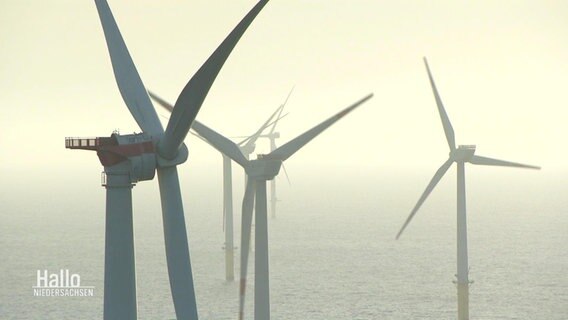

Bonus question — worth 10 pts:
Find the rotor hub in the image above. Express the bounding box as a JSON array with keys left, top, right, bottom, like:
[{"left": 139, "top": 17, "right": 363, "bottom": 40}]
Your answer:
[
  {"left": 246, "top": 155, "right": 282, "bottom": 180},
  {"left": 450, "top": 145, "right": 476, "bottom": 162},
  {"left": 66, "top": 133, "right": 157, "bottom": 183}
]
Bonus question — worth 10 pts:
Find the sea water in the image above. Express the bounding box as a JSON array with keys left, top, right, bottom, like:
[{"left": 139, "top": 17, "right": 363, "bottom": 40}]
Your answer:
[{"left": 1, "top": 170, "right": 566, "bottom": 319}]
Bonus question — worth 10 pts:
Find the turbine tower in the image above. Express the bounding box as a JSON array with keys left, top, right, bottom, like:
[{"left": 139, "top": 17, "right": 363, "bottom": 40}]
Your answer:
[
  {"left": 150, "top": 91, "right": 288, "bottom": 281},
  {"left": 147, "top": 93, "right": 373, "bottom": 320},
  {"left": 396, "top": 57, "right": 540, "bottom": 320},
  {"left": 65, "top": 1, "right": 269, "bottom": 319}
]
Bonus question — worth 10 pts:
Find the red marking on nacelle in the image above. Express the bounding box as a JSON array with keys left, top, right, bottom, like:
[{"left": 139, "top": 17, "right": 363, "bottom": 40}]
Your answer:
[
  {"left": 66, "top": 136, "right": 154, "bottom": 166},
  {"left": 96, "top": 141, "right": 154, "bottom": 166}
]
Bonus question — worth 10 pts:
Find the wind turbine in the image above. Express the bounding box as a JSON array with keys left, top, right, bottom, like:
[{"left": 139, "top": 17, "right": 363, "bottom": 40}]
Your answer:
[
  {"left": 231, "top": 89, "right": 293, "bottom": 219},
  {"left": 64, "top": 0, "right": 269, "bottom": 319},
  {"left": 150, "top": 91, "right": 288, "bottom": 282},
  {"left": 261, "top": 89, "right": 292, "bottom": 218},
  {"left": 396, "top": 57, "right": 540, "bottom": 320},
  {"left": 151, "top": 93, "right": 373, "bottom": 320}
]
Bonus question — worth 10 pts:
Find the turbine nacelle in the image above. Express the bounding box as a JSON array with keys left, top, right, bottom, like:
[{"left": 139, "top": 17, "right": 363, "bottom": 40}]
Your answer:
[
  {"left": 450, "top": 145, "right": 476, "bottom": 162},
  {"left": 246, "top": 155, "right": 282, "bottom": 180},
  {"left": 66, "top": 132, "right": 190, "bottom": 183},
  {"left": 66, "top": 133, "right": 156, "bottom": 183},
  {"left": 112, "top": 133, "right": 156, "bottom": 182}
]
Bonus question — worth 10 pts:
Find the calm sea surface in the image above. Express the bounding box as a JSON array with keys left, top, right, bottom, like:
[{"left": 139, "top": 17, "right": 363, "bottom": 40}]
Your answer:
[{"left": 1, "top": 171, "right": 566, "bottom": 319}]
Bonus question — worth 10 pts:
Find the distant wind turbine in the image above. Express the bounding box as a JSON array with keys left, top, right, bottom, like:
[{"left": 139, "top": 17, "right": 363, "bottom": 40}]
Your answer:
[
  {"left": 229, "top": 89, "right": 293, "bottom": 218},
  {"left": 148, "top": 93, "right": 373, "bottom": 320},
  {"left": 396, "top": 57, "right": 540, "bottom": 320},
  {"left": 64, "top": 0, "right": 269, "bottom": 319},
  {"left": 202, "top": 94, "right": 372, "bottom": 320},
  {"left": 264, "top": 88, "right": 292, "bottom": 218},
  {"left": 150, "top": 91, "right": 289, "bottom": 281}
]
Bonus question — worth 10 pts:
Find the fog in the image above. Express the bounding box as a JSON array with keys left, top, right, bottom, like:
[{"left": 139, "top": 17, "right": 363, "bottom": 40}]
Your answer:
[{"left": 1, "top": 1, "right": 567, "bottom": 178}]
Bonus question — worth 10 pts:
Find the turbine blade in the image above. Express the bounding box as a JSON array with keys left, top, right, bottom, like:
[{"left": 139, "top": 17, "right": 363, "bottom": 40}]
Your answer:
[
  {"left": 189, "top": 130, "right": 211, "bottom": 145},
  {"left": 156, "top": 166, "right": 198, "bottom": 319},
  {"left": 423, "top": 57, "right": 456, "bottom": 151},
  {"left": 238, "top": 103, "right": 285, "bottom": 147},
  {"left": 235, "top": 113, "right": 288, "bottom": 147},
  {"left": 222, "top": 154, "right": 235, "bottom": 281},
  {"left": 396, "top": 158, "right": 454, "bottom": 239},
  {"left": 469, "top": 155, "right": 540, "bottom": 170},
  {"left": 254, "top": 180, "right": 270, "bottom": 319},
  {"left": 148, "top": 90, "right": 174, "bottom": 112},
  {"left": 239, "top": 178, "right": 256, "bottom": 320},
  {"left": 268, "top": 94, "right": 373, "bottom": 161},
  {"left": 149, "top": 91, "right": 249, "bottom": 166},
  {"left": 269, "top": 86, "right": 294, "bottom": 134},
  {"left": 222, "top": 207, "right": 225, "bottom": 232},
  {"left": 158, "top": 0, "right": 270, "bottom": 160},
  {"left": 191, "top": 120, "right": 249, "bottom": 167},
  {"left": 222, "top": 155, "right": 226, "bottom": 233},
  {"left": 281, "top": 163, "right": 291, "bottom": 186},
  {"left": 237, "top": 112, "right": 289, "bottom": 147},
  {"left": 94, "top": 0, "right": 163, "bottom": 135}
]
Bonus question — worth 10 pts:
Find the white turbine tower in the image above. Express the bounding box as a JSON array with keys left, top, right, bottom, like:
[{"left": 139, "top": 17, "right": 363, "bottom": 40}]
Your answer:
[
  {"left": 150, "top": 91, "right": 288, "bottom": 282},
  {"left": 147, "top": 93, "right": 373, "bottom": 320},
  {"left": 396, "top": 57, "right": 540, "bottom": 320},
  {"left": 65, "top": 1, "right": 269, "bottom": 319},
  {"left": 220, "top": 105, "right": 288, "bottom": 281}
]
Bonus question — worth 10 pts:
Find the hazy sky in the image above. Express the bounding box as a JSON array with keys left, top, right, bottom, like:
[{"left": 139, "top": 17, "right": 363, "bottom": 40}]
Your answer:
[{"left": 1, "top": 0, "right": 567, "bottom": 191}]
